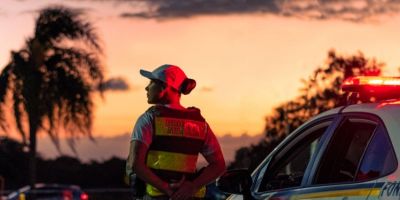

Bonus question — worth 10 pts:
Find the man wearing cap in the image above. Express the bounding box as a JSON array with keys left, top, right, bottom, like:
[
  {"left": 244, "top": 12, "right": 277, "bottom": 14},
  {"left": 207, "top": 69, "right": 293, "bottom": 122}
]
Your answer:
[{"left": 126, "top": 64, "right": 226, "bottom": 200}]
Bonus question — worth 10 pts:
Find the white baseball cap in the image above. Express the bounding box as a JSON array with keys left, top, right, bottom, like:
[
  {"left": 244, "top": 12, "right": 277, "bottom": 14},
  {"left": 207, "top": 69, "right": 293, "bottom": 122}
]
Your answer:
[{"left": 140, "top": 64, "right": 188, "bottom": 91}]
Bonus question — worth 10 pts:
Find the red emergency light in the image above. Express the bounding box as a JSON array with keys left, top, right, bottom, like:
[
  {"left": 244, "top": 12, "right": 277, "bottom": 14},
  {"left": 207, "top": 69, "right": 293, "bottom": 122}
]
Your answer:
[
  {"left": 342, "top": 76, "right": 400, "bottom": 103},
  {"left": 80, "top": 192, "right": 89, "bottom": 200},
  {"left": 342, "top": 76, "right": 400, "bottom": 90}
]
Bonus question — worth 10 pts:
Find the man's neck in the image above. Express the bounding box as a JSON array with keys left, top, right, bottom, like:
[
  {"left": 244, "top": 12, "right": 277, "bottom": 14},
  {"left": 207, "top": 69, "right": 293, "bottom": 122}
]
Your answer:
[{"left": 162, "top": 103, "right": 185, "bottom": 110}]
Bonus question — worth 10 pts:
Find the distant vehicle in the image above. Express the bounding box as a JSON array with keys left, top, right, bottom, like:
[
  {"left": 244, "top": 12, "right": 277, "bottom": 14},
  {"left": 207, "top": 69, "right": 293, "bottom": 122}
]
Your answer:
[
  {"left": 6, "top": 183, "right": 89, "bottom": 200},
  {"left": 218, "top": 76, "right": 400, "bottom": 200}
]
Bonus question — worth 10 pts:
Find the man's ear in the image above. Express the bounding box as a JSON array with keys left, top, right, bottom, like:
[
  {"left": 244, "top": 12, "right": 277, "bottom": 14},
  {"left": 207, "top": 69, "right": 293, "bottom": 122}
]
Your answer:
[
  {"left": 158, "top": 87, "right": 170, "bottom": 104},
  {"left": 160, "top": 86, "right": 168, "bottom": 95}
]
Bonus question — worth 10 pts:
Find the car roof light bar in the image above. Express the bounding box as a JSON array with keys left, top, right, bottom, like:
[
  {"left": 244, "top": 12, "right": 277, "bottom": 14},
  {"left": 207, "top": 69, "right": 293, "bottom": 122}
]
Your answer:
[
  {"left": 342, "top": 76, "right": 400, "bottom": 105},
  {"left": 342, "top": 76, "right": 400, "bottom": 91},
  {"left": 342, "top": 76, "right": 400, "bottom": 104}
]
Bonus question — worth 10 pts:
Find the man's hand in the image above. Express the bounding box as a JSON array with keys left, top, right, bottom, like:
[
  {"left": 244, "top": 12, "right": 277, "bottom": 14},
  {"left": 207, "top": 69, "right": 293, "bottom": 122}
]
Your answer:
[
  {"left": 160, "top": 182, "right": 174, "bottom": 197},
  {"left": 169, "top": 176, "right": 185, "bottom": 191},
  {"left": 170, "top": 180, "right": 198, "bottom": 200}
]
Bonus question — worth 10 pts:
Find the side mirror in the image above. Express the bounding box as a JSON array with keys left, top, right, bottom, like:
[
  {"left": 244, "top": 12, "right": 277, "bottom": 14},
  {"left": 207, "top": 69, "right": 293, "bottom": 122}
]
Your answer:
[{"left": 217, "top": 169, "right": 252, "bottom": 195}]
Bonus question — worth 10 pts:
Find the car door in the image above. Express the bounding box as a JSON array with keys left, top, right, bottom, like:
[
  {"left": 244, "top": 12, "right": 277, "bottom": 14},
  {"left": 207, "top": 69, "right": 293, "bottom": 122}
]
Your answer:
[
  {"left": 250, "top": 113, "right": 397, "bottom": 200},
  {"left": 304, "top": 113, "right": 397, "bottom": 200},
  {"left": 248, "top": 117, "right": 337, "bottom": 200}
]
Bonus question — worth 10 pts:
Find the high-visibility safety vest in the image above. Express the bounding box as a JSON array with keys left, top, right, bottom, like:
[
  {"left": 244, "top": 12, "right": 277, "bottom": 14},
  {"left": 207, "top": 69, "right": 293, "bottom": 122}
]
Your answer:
[{"left": 146, "top": 106, "right": 207, "bottom": 198}]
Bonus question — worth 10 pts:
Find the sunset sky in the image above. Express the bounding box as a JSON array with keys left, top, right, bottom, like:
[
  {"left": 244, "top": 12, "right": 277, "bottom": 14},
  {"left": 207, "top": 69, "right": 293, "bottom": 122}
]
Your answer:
[{"left": 2, "top": 0, "right": 400, "bottom": 161}]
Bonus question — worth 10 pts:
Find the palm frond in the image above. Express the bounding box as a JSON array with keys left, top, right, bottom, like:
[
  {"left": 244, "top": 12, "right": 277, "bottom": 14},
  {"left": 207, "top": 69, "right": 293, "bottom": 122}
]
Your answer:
[
  {"left": 13, "top": 82, "right": 27, "bottom": 145},
  {"left": 0, "top": 64, "right": 11, "bottom": 103},
  {"left": 0, "top": 64, "right": 12, "bottom": 131},
  {"left": 7, "top": 51, "right": 32, "bottom": 143},
  {"left": 66, "top": 137, "right": 78, "bottom": 157},
  {"left": 35, "top": 6, "right": 102, "bottom": 52},
  {"left": 40, "top": 61, "right": 94, "bottom": 139},
  {"left": 39, "top": 101, "right": 62, "bottom": 153},
  {"left": 51, "top": 47, "right": 105, "bottom": 87}
]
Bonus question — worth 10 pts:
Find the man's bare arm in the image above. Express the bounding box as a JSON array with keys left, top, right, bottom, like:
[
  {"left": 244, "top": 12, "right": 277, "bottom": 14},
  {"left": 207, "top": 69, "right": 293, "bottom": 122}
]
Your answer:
[{"left": 126, "top": 141, "right": 135, "bottom": 177}]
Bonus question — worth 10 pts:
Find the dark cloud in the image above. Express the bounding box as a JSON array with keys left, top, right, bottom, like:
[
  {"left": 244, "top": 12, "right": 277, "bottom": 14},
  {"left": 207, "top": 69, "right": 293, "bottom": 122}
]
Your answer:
[
  {"left": 279, "top": 0, "right": 400, "bottom": 22},
  {"left": 120, "top": 0, "right": 280, "bottom": 19},
  {"left": 13, "top": 0, "right": 399, "bottom": 22},
  {"left": 116, "top": 0, "right": 400, "bottom": 22},
  {"left": 101, "top": 77, "right": 130, "bottom": 92}
]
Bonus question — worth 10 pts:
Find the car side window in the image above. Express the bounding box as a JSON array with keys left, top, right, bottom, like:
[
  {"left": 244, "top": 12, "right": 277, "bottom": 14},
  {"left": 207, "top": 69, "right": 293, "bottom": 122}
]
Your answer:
[
  {"left": 258, "top": 121, "right": 331, "bottom": 192},
  {"left": 314, "top": 118, "right": 377, "bottom": 184},
  {"left": 356, "top": 126, "right": 397, "bottom": 181}
]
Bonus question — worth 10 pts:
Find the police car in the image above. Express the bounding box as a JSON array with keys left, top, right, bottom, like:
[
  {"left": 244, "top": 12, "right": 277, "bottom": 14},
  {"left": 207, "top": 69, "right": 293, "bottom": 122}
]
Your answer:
[{"left": 217, "top": 76, "right": 400, "bottom": 200}]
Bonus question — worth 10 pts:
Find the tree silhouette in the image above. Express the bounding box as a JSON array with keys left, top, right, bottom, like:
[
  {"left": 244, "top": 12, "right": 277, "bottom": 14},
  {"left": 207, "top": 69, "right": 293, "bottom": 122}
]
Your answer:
[
  {"left": 229, "top": 50, "right": 384, "bottom": 171},
  {"left": 0, "top": 6, "right": 105, "bottom": 188},
  {"left": 0, "top": 138, "right": 129, "bottom": 191},
  {"left": 0, "top": 137, "right": 30, "bottom": 189}
]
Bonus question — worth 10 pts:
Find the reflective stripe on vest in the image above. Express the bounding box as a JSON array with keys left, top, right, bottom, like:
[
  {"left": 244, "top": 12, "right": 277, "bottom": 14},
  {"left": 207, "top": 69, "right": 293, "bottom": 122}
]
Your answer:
[
  {"left": 147, "top": 150, "right": 198, "bottom": 173},
  {"left": 146, "top": 107, "right": 207, "bottom": 198}
]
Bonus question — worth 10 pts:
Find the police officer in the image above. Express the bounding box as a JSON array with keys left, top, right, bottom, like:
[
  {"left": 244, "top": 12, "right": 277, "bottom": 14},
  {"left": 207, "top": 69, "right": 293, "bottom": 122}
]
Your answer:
[{"left": 126, "top": 64, "right": 226, "bottom": 200}]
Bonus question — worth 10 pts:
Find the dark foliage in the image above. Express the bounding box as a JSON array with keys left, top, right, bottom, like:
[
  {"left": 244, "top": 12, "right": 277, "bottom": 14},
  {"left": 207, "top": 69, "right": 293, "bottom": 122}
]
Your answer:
[
  {"left": 0, "top": 137, "right": 29, "bottom": 189},
  {"left": 229, "top": 50, "right": 384, "bottom": 171},
  {"left": 0, "top": 138, "right": 127, "bottom": 190},
  {"left": 37, "top": 156, "right": 127, "bottom": 189}
]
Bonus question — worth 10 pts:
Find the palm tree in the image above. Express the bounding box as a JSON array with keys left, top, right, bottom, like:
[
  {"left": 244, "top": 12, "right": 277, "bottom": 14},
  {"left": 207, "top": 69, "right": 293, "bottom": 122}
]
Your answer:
[{"left": 0, "top": 6, "right": 105, "bottom": 188}]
